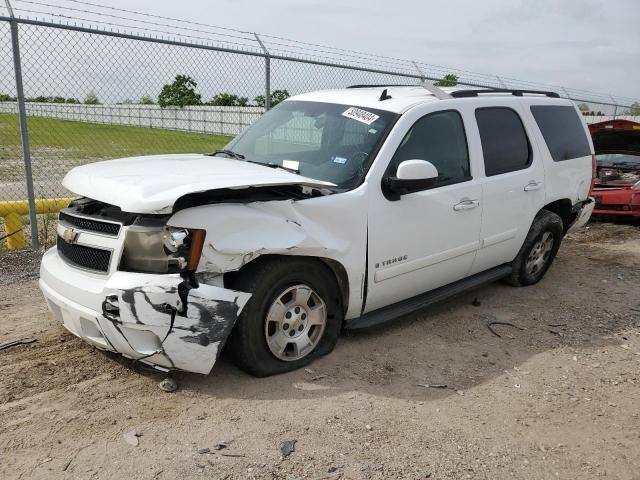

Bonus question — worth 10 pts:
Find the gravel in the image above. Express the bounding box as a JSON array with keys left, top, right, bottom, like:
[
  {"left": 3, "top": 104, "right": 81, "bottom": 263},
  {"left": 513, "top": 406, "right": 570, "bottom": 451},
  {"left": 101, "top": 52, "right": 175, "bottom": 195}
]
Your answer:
[{"left": 0, "top": 249, "right": 43, "bottom": 286}]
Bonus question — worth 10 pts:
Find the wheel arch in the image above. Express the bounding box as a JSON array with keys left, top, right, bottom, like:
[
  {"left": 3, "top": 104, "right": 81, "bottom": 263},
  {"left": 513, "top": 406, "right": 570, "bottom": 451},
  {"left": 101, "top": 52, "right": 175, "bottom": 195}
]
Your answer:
[
  {"left": 223, "top": 254, "right": 349, "bottom": 315},
  {"left": 541, "top": 198, "right": 573, "bottom": 232}
]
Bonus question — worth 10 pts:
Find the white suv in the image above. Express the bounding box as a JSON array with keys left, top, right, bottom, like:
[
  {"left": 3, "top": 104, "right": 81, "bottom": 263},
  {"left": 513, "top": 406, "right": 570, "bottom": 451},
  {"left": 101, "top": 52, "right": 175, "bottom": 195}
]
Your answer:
[{"left": 39, "top": 85, "right": 595, "bottom": 376}]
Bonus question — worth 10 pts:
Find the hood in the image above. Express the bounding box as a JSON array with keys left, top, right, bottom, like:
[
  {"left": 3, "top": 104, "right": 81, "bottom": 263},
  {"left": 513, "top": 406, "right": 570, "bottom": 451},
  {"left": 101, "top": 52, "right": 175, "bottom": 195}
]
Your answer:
[
  {"left": 62, "top": 154, "right": 335, "bottom": 214},
  {"left": 591, "top": 121, "right": 640, "bottom": 156}
]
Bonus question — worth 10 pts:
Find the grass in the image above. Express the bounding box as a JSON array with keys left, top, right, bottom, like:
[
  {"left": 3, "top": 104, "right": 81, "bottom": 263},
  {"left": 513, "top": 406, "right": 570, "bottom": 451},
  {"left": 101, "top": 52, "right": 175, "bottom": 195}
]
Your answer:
[
  {"left": 0, "top": 113, "right": 232, "bottom": 178},
  {"left": 0, "top": 114, "right": 233, "bottom": 250}
]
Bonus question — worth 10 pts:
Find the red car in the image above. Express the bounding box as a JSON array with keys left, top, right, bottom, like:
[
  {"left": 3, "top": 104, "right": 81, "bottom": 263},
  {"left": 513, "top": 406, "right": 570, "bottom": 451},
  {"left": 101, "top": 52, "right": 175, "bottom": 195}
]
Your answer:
[{"left": 590, "top": 120, "right": 640, "bottom": 217}]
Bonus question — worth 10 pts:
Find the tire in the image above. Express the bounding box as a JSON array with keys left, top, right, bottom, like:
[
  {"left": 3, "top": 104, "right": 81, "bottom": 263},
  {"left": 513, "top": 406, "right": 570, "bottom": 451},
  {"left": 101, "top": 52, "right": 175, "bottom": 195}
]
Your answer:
[
  {"left": 226, "top": 257, "right": 343, "bottom": 377},
  {"left": 505, "top": 210, "right": 564, "bottom": 287}
]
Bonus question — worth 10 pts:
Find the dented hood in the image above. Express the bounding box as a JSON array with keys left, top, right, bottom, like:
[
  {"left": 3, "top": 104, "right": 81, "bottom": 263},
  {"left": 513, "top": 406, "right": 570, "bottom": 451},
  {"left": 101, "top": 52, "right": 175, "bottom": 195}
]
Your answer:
[{"left": 62, "top": 154, "right": 334, "bottom": 214}]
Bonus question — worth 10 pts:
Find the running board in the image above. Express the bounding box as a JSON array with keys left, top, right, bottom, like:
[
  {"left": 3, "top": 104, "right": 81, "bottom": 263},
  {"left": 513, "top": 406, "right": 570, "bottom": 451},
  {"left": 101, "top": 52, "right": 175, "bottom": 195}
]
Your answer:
[{"left": 346, "top": 265, "right": 513, "bottom": 331}]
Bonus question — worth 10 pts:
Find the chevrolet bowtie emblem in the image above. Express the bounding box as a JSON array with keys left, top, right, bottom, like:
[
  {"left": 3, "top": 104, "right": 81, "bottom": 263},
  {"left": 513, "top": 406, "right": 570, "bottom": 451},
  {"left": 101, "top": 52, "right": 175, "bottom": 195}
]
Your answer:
[{"left": 62, "top": 228, "right": 78, "bottom": 244}]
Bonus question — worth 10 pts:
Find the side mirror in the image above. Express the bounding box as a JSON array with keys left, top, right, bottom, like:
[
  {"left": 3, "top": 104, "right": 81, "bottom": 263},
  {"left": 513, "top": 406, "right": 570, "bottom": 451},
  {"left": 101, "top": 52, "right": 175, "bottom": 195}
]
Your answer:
[{"left": 382, "top": 160, "right": 438, "bottom": 200}]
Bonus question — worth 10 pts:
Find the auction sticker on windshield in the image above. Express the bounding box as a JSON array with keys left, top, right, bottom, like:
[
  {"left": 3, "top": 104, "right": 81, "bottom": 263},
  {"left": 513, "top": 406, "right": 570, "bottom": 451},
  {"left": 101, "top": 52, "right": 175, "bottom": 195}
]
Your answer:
[{"left": 342, "top": 107, "right": 379, "bottom": 125}]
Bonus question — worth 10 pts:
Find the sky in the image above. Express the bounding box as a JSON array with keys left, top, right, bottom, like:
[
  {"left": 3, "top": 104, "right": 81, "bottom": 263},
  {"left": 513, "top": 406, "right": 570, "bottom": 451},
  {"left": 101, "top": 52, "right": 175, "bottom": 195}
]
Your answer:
[
  {"left": 1, "top": 0, "right": 638, "bottom": 107},
  {"left": 99, "top": 0, "right": 640, "bottom": 101}
]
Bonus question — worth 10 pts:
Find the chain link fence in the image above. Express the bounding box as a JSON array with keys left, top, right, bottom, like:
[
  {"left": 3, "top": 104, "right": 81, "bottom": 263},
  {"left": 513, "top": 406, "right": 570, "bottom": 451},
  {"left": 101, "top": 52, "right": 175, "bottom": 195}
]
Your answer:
[{"left": 0, "top": 0, "right": 639, "bottom": 250}]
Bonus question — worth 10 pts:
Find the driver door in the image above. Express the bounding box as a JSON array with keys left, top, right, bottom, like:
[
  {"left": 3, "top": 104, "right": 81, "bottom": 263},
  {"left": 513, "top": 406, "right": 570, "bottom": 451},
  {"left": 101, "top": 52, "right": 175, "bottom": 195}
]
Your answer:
[{"left": 364, "top": 107, "right": 483, "bottom": 313}]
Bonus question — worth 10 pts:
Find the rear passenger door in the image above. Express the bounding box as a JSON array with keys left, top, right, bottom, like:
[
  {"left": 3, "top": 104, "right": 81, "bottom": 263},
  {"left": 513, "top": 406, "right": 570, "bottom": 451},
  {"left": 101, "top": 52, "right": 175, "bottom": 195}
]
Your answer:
[{"left": 470, "top": 106, "right": 546, "bottom": 274}]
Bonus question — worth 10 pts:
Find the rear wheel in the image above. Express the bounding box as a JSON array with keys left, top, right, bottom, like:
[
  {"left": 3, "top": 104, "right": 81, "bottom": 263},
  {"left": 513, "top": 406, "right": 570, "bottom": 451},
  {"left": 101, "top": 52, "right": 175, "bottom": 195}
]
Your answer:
[
  {"left": 506, "top": 210, "right": 564, "bottom": 286},
  {"left": 227, "top": 258, "right": 342, "bottom": 377}
]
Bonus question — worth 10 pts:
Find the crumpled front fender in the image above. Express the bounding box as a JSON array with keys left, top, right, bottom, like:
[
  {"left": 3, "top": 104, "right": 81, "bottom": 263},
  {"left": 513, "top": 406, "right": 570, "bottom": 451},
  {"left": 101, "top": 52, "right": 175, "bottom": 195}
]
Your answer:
[
  {"left": 169, "top": 201, "right": 350, "bottom": 274},
  {"left": 101, "top": 273, "right": 251, "bottom": 374}
]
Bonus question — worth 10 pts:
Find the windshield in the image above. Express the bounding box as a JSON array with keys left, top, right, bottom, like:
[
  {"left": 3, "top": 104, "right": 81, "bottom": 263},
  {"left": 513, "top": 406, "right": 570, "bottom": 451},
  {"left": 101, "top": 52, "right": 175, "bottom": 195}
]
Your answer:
[{"left": 225, "top": 100, "right": 397, "bottom": 189}]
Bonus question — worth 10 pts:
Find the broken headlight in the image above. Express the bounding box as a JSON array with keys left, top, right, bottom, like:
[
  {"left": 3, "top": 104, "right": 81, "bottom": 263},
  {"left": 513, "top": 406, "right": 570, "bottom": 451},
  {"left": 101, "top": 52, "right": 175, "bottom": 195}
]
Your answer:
[
  {"left": 163, "top": 228, "right": 189, "bottom": 252},
  {"left": 119, "top": 221, "right": 206, "bottom": 274}
]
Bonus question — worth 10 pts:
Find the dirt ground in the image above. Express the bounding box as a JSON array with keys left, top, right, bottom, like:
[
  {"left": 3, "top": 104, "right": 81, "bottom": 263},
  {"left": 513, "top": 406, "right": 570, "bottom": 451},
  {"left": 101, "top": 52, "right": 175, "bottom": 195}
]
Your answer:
[{"left": 1, "top": 221, "right": 639, "bottom": 480}]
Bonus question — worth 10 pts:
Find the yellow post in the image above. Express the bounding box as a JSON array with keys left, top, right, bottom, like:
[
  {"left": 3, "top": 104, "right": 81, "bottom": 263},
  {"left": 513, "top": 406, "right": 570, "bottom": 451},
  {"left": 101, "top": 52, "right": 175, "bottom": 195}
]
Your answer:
[
  {"left": 4, "top": 211, "right": 25, "bottom": 249},
  {"left": 0, "top": 197, "right": 76, "bottom": 250}
]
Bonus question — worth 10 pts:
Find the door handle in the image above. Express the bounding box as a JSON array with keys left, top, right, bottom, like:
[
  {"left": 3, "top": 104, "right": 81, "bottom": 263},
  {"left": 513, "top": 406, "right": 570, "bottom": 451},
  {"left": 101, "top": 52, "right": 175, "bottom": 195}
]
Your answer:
[
  {"left": 524, "top": 181, "right": 543, "bottom": 192},
  {"left": 453, "top": 199, "right": 480, "bottom": 211}
]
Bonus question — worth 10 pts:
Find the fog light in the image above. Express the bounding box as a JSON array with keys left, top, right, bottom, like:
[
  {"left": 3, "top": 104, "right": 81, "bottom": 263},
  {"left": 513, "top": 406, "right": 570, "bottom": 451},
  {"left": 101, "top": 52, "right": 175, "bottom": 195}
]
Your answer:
[{"left": 102, "top": 295, "right": 120, "bottom": 322}]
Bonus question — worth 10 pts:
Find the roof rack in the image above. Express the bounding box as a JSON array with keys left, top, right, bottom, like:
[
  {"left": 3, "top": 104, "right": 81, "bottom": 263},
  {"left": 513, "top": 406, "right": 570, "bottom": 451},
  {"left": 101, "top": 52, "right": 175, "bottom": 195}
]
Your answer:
[
  {"left": 450, "top": 89, "right": 560, "bottom": 98},
  {"left": 345, "top": 85, "right": 561, "bottom": 102}
]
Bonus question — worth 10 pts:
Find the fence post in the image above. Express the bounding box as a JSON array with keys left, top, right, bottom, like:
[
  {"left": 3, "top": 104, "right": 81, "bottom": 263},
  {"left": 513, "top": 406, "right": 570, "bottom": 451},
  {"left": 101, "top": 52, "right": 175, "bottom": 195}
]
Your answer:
[
  {"left": 5, "top": 0, "right": 39, "bottom": 249},
  {"left": 610, "top": 95, "right": 618, "bottom": 119},
  {"left": 411, "top": 61, "right": 425, "bottom": 82},
  {"left": 254, "top": 33, "right": 271, "bottom": 111}
]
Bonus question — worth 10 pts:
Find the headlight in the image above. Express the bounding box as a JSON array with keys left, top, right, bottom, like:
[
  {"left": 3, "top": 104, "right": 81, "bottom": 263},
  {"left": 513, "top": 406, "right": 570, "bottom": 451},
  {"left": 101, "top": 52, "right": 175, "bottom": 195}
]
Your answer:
[
  {"left": 119, "top": 221, "right": 205, "bottom": 274},
  {"left": 163, "top": 228, "right": 189, "bottom": 252}
]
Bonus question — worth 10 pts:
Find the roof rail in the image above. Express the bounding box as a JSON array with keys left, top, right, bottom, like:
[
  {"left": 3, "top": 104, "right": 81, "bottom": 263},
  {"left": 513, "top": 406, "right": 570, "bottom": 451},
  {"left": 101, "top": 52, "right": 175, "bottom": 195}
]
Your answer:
[{"left": 450, "top": 89, "right": 560, "bottom": 98}]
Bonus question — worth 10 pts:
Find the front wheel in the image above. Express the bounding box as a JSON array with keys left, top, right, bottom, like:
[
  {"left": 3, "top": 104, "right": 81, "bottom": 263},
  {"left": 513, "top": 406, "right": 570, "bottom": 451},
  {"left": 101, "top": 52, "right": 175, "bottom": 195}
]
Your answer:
[
  {"left": 506, "top": 210, "right": 564, "bottom": 286},
  {"left": 226, "top": 258, "right": 342, "bottom": 377}
]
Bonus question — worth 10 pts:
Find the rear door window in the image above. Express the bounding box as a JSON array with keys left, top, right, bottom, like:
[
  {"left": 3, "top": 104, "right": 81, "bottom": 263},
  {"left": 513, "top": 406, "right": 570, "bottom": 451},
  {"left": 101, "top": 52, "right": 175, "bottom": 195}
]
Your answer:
[
  {"left": 530, "top": 105, "right": 591, "bottom": 161},
  {"left": 475, "top": 108, "right": 531, "bottom": 176}
]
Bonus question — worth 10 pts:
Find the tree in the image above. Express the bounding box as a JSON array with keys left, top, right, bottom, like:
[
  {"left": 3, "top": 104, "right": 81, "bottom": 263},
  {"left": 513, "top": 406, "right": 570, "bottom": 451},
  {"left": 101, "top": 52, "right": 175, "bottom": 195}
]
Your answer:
[
  {"left": 84, "top": 91, "right": 101, "bottom": 105},
  {"left": 624, "top": 102, "right": 640, "bottom": 115},
  {"left": 254, "top": 89, "right": 290, "bottom": 108},
  {"left": 138, "top": 95, "right": 155, "bottom": 105},
  {"left": 577, "top": 103, "right": 590, "bottom": 113},
  {"left": 271, "top": 89, "right": 290, "bottom": 106},
  {"left": 434, "top": 74, "right": 459, "bottom": 87},
  {"left": 208, "top": 93, "right": 249, "bottom": 106},
  {"left": 158, "top": 75, "right": 202, "bottom": 108},
  {"left": 66, "top": 98, "right": 80, "bottom": 104},
  {"left": 0, "top": 93, "right": 16, "bottom": 102}
]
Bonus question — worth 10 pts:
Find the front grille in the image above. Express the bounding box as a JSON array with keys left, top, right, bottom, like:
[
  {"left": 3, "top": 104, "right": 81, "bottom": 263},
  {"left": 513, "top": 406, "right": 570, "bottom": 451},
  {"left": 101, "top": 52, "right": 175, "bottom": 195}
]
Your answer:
[
  {"left": 59, "top": 211, "right": 121, "bottom": 236},
  {"left": 57, "top": 236, "right": 112, "bottom": 273}
]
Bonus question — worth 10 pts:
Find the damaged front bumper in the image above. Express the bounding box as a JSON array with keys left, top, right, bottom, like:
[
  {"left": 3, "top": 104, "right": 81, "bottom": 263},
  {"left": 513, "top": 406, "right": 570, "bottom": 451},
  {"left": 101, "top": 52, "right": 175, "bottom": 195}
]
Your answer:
[{"left": 39, "top": 248, "right": 251, "bottom": 374}]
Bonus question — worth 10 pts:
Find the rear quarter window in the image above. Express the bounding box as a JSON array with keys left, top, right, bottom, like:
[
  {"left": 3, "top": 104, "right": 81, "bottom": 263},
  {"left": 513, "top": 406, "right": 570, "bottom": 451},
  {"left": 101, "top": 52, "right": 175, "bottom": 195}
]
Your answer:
[{"left": 530, "top": 105, "right": 592, "bottom": 161}]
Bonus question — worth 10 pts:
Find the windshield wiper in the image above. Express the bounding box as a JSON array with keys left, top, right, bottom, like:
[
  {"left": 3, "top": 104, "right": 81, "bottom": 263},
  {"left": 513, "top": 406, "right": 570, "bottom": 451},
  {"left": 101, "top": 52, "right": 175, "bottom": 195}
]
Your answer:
[
  {"left": 209, "top": 150, "right": 300, "bottom": 174},
  {"left": 240, "top": 158, "right": 299, "bottom": 174},
  {"left": 262, "top": 162, "right": 300, "bottom": 174},
  {"left": 208, "top": 149, "right": 245, "bottom": 160}
]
